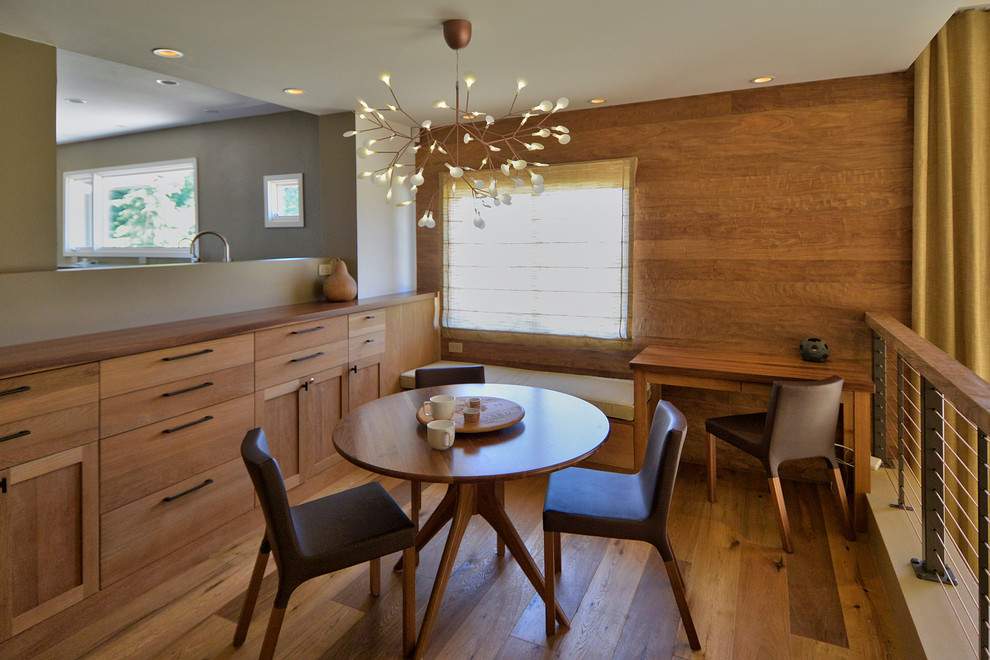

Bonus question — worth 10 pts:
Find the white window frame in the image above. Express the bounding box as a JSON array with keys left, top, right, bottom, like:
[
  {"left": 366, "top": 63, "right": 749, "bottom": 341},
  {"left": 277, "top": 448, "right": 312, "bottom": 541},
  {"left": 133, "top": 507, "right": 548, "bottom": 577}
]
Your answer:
[
  {"left": 63, "top": 157, "right": 198, "bottom": 258},
  {"left": 264, "top": 173, "right": 304, "bottom": 227},
  {"left": 441, "top": 157, "right": 634, "bottom": 342}
]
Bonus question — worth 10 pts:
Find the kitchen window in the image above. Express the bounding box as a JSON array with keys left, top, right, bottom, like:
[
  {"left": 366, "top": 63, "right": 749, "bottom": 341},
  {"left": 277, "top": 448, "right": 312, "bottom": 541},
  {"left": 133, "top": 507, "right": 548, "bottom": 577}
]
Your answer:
[
  {"left": 63, "top": 158, "right": 198, "bottom": 257},
  {"left": 442, "top": 158, "right": 634, "bottom": 340}
]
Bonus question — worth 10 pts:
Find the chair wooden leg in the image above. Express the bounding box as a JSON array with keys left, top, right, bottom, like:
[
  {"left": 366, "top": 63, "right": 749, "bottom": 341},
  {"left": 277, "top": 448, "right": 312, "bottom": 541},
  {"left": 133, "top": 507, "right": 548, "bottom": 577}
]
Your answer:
[
  {"left": 402, "top": 546, "right": 416, "bottom": 657},
  {"left": 544, "top": 530, "right": 556, "bottom": 636},
  {"left": 707, "top": 433, "right": 717, "bottom": 503},
  {"left": 553, "top": 531, "right": 562, "bottom": 574},
  {"left": 830, "top": 467, "right": 856, "bottom": 542},
  {"left": 768, "top": 476, "right": 794, "bottom": 553},
  {"left": 410, "top": 480, "right": 421, "bottom": 530},
  {"left": 258, "top": 605, "right": 286, "bottom": 660},
  {"left": 664, "top": 555, "right": 701, "bottom": 651},
  {"left": 369, "top": 557, "right": 381, "bottom": 596},
  {"left": 496, "top": 480, "right": 506, "bottom": 556},
  {"left": 233, "top": 543, "right": 269, "bottom": 647}
]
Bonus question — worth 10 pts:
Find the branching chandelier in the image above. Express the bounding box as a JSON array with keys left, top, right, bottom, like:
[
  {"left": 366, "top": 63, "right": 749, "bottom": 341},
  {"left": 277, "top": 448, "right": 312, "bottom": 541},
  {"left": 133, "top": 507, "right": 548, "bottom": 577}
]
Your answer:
[{"left": 343, "top": 19, "right": 571, "bottom": 229}]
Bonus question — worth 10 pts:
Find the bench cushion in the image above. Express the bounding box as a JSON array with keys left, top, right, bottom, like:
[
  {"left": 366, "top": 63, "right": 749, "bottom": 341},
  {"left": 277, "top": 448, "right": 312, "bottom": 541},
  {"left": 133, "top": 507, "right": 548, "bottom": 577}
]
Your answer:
[{"left": 401, "top": 360, "right": 636, "bottom": 421}]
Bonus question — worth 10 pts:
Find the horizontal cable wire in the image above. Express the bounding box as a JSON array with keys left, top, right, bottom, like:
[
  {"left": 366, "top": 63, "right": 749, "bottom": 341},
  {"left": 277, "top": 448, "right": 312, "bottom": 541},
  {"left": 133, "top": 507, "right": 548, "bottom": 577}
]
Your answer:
[
  {"left": 940, "top": 465, "right": 981, "bottom": 512},
  {"left": 945, "top": 397, "right": 981, "bottom": 434},
  {"left": 945, "top": 421, "right": 980, "bottom": 462},
  {"left": 943, "top": 435, "right": 980, "bottom": 482}
]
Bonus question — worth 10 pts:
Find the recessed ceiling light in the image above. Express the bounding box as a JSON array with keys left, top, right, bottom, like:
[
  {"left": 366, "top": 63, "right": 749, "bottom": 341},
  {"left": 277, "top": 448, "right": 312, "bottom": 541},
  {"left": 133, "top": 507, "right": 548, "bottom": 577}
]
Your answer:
[
  {"left": 156, "top": 79, "right": 179, "bottom": 86},
  {"left": 205, "top": 109, "right": 220, "bottom": 114},
  {"left": 283, "top": 88, "right": 306, "bottom": 95},
  {"left": 751, "top": 76, "right": 775, "bottom": 84},
  {"left": 588, "top": 98, "right": 607, "bottom": 104},
  {"left": 152, "top": 48, "right": 184, "bottom": 59},
  {"left": 461, "top": 114, "right": 473, "bottom": 120},
  {"left": 66, "top": 98, "right": 86, "bottom": 104}
]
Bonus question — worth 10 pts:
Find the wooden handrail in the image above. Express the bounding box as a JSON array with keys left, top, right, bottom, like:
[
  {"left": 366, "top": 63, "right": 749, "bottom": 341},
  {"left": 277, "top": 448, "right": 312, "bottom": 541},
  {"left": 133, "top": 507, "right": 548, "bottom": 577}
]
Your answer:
[{"left": 866, "top": 312, "right": 990, "bottom": 432}]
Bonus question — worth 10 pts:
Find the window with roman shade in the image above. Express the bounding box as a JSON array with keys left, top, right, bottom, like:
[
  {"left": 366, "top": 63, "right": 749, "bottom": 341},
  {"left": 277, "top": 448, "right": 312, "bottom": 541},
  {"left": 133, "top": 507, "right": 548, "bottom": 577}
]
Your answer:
[{"left": 442, "top": 157, "right": 635, "bottom": 340}]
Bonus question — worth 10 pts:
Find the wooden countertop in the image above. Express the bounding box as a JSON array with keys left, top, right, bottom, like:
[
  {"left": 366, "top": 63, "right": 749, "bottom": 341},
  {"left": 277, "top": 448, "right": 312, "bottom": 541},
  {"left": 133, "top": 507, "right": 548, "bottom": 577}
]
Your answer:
[{"left": 0, "top": 291, "right": 437, "bottom": 379}]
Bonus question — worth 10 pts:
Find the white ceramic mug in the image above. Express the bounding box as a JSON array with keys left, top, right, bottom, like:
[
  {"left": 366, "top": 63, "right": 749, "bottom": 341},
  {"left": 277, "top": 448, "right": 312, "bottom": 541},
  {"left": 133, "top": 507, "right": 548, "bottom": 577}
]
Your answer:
[
  {"left": 427, "top": 419, "right": 456, "bottom": 450},
  {"left": 422, "top": 394, "right": 455, "bottom": 421}
]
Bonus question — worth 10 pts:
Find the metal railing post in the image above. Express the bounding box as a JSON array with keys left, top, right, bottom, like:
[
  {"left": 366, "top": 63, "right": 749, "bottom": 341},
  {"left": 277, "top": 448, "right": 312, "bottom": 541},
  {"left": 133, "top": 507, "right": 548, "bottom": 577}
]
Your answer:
[
  {"left": 890, "top": 356, "right": 912, "bottom": 510},
  {"left": 979, "top": 428, "right": 989, "bottom": 660},
  {"left": 911, "top": 377, "right": 957, "bottom": 584},
  {"left": 873, "top": 332, "right": 889, "bottom": 465}
]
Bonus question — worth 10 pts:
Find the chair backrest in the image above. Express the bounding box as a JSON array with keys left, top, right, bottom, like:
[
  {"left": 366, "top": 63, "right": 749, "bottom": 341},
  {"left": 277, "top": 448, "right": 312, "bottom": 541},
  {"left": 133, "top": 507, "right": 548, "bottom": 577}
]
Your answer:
[
  {"left": 414, "top": 365, "right": 486, "bottom": 388},
  {"left": 638, "top": 401, "right": 689, "bottom": 533},
  {"left": 241, "top": 428, "right": 300, "bottom": 567},
  {"left": 765, "top": 375, "right": 844, "bottom": 473}
]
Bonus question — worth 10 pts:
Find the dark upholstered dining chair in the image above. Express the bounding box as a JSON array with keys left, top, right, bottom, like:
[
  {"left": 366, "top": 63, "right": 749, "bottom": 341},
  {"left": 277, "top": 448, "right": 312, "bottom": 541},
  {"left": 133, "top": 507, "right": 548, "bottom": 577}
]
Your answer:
[
  {"left": 414, "top": 364, "right": 486, "bottom": 389},
  {"left": 411, "top": 364, "right": 491, "bottom": 551},
  {"left": 542, "top": 401, "right": 701, "bottom": 650},
  {"left": 235, "top": 428, "right": 417, "bottom": 659},
  {"left": 706, "top": 375, "right": 855, "bottom": 553}
]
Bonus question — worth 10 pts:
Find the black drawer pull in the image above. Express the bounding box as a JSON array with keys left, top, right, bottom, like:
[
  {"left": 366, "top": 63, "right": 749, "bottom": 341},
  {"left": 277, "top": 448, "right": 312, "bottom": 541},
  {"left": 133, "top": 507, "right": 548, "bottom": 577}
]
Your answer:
[
  {"left": 290, "top": 351, "right": 324, "bottom": 363},
  {"left": 365, "top": 315, "right": 376, "bottom": 319},
  {"left": 162, "top": 381, "right": 214, "bottom": 397},
  {"left": 162, "top": 415, "right": 214, "bottom": 434},
  {"left": 365, "top": 338, "right": 375, "bottom": 343},
  {"left": 290, "top": 325, "right": 324, "bottom": 335},
  {"left": 162, "top": 348, "right": 214, "bottom": 362},
  {"left": 0, "top": 429, "right": 30, "bottom": 443},
  {"left": 0, "top": 386, "right": 30, "bottom": 397},
  {"left": 163, "top": 478, "right": 214, "bottom": 503}
]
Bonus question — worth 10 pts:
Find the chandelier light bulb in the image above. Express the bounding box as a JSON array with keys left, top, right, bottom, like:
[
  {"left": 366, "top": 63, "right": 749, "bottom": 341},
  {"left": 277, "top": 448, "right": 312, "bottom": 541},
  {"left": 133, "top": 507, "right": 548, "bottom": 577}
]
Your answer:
[
  {"left": 379, "top": 72, "right": 391, "bottom": 86},
  {"left": 421, "top": 120, "right": 432, "bottom": 129},
  {"left": 552, "top": 125, "right": 569, "bottom": 133},
  {"left": 536, "top": 100, "right": 553, "bottom": 112},
  {"left": 359, "top": 171, "right": 373, "bottom": 179},
  {"left": 533, "top": 129, "right": 550, "bottom": 138},
  {"left": 343, "top": 130, "right": 357, "bottom": 137},
  {"left": 359, "top": 147, "right": 376, "bottom": 158},
  {"left": 530, "top": 171, "right": 544, "bottom": 186},
  {"left": 517, "top": 77, "right": 527, "bottom": 90},
  {"left": 447, "top": 164, "right": 464, "bottom": 178},
  {"left": 554, "top": 97, "right": 569, "bottom": 110},
  {"left": 556, "top": 133, "right": 571, "bottom": 144},
  {"left": 409, "top": 169, "right": 425, "bottom": 187},
  {"left": 513, "top": 159, "right": 527, "bottom": 170},
  {"left": 501, "top": 163, "right": 511, "bottom": 176},
  {"left": 485, "top": 115, "right": 495, "bottom": 125},
  {"left": 425, "top": 215, "right": 436, "bottom": 229},
  {"left": 463, "top": 72, "right": 476, "bottom": 88},
  {"left": 473, "top": 210, "right": 486, "bottom": 229},
  {"left": 433, "top": 100, "right": 449, "bottom": 109},
  {"left": 500, "top": 193, "right": 512, "bottom": 205},
  {"left": 363, "top": 138, "right": 377, "bottom": 148},
  {"left": 463, "top": 133, "right": 472, "bottom": 143}
]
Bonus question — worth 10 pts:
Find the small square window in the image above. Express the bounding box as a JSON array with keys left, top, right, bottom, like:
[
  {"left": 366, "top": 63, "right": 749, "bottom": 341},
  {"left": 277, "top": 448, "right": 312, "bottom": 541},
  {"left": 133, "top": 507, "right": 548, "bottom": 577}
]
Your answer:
[{"left": 264, "top": 173, "right": 303, "bottom": 227}]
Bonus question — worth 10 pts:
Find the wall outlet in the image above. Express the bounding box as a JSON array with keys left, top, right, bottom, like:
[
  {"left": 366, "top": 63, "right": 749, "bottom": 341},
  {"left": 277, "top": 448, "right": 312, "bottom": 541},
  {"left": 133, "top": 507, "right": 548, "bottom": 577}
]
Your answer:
[
  {"left": 448, "top": 342, "right": 463, "bottom": 353},
  {"left": 318, "top": 264, "right": 332, "bottom": 276}
]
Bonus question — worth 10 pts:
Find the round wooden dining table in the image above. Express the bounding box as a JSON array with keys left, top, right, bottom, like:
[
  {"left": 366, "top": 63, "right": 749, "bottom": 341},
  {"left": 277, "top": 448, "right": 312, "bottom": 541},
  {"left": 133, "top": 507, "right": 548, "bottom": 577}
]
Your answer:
[{"left": 332, "top": 383, "right": 609, "bottom": 659}]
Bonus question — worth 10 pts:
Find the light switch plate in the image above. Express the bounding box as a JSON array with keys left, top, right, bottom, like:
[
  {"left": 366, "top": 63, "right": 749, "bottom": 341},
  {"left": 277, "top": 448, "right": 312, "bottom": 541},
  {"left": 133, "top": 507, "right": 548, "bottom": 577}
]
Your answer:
[
  {"left": 318, "top": 264, "right": 332, "bottom": 276},
  {"left": 448, "top": 342, "right": 463, "bottom": 353}
]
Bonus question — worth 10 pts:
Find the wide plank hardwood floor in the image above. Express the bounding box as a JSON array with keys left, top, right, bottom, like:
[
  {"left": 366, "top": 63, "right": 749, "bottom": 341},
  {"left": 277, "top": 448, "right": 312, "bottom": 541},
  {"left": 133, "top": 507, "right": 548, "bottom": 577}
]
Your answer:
[{"left": 59, "top": 461, "right": 900, "bottom": 659}]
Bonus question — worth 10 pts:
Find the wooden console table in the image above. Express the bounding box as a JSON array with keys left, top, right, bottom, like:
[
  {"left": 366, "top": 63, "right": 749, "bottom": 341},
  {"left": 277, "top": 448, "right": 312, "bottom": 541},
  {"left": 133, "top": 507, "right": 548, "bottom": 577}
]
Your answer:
[{"left": 630, "top": 345, "right": 874, "bottom": 531}]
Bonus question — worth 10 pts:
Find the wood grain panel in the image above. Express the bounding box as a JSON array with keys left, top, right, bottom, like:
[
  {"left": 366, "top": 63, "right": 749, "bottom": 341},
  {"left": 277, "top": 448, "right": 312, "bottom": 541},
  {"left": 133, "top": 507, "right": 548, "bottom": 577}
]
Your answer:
[
  {"left": 417, "top": 71, "right": 912, "bottom": 405},
  {"left": 383, "top": 297, "right": 439, "bottom": 395},
  {"left": 253, "top": 316, "right": 347, "bottom": 362},
  {"left": 0, "top": 402, "right": 97, "bottom": 470},
  {"left": 0, "top": 363, "right": 98, "bottom": 425}
]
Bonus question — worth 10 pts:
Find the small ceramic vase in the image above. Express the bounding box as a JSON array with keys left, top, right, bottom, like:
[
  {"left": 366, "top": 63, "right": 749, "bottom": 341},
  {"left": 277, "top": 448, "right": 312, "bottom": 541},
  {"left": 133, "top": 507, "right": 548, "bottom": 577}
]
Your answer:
[
  {"left": 322, "top": 257, "right": 357, "bottom": 301},
  {"left": 799, "top": 337, "right": 830, "bottom": 362}
]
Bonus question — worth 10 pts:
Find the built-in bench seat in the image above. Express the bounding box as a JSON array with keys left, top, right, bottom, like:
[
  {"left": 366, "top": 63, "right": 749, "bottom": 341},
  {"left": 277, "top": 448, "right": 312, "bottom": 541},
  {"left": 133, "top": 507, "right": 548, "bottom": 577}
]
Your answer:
[{"left": 400, "top": 360, "right": 641, "bottom": 472}]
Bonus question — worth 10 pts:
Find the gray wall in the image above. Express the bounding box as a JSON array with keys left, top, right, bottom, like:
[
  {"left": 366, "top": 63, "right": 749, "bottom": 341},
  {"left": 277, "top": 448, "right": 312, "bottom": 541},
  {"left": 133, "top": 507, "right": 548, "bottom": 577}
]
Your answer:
[
  {"left": 57, "top": 111, "right": 323, "bottom": 264},
  {"left": 0, "top": 33, "right": 56, "bottom": 273}
]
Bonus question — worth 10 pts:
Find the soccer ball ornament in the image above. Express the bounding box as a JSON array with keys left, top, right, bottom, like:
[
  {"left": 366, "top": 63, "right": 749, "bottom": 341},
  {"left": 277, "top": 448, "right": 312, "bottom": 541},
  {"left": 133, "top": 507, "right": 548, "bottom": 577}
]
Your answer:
[{"left": 799, "top": 338, "right": 830, "bottom": 362}]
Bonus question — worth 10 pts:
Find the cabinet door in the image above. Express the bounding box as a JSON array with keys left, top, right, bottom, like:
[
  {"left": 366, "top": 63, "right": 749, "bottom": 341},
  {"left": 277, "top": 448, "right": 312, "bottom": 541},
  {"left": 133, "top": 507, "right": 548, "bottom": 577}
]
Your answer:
[
  {"left": 256, "top": 381, "right": 305, "bottom": 490},
  {"left": 300, "top": 366, "right": 347, "bottom": 479},
  {"left": 0, "top": 443, "right": 98, "bottom": 640},
  {"left": 348, "top": 356, "right": 383, "bottom": 412}
]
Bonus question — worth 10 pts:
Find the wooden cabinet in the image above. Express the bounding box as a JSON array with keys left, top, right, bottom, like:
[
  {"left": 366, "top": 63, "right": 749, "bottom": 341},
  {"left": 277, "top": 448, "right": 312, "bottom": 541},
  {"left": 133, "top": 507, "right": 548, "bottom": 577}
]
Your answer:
[
  {"left": 255, "top": 318, "right": 349, "bottom": 489},
  {"left": 347, "top": 309, "right": 387, "bottom": 410},
  {"left": 0, "top": 365, "right": 99, "bottom": 641},
  {"left": 98, "top": 334, "right": 256, "bottom": 586}
]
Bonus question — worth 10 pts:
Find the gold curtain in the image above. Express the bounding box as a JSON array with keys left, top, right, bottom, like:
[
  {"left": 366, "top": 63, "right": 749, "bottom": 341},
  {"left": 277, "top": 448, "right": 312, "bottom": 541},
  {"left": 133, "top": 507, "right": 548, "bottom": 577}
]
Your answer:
[
  {"left": 912, "top": 9, "right": 990, "bottom": 571},
  {"left": 913, "top": 9, "right": 990, "bottom": 381}
]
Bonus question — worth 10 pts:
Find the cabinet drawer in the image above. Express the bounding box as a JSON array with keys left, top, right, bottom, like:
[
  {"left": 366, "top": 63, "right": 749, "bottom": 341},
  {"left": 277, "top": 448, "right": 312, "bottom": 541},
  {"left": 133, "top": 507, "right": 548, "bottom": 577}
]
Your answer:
[
  {"left": 349, "top": 330, "right": 386, "bottom": 362},
  {"left": 254, "top": 339, "right": 348, "bottom": 391},
  {"left": 100, "top": 457, "right": 253, "bottom": 587},
  {"left": 100, "top": 364, "right": 254, "bottom": 437},
  {"left": 254, "top": 317, "right": 347, "bottom": 362},
  {"left": 348, "top": 309, "right": 386, "bottom": 337},
  {"left": 0, "top": 402, "right": 98, "bottom": 470},
  {"left": 100, "top": 334, "right": 254, "bottom": 399},
  {"left": 0, "top": 363, "right": 98, "bottom": 425},
  {"left": 100, "top": 394, "right": 254, "bottom": 512}
]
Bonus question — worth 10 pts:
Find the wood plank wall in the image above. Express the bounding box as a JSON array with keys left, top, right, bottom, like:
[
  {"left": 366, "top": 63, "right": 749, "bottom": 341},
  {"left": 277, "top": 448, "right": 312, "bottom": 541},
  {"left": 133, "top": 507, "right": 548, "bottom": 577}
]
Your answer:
[{"left": 416, "top": 72, "right": 913, "bottom": 470}]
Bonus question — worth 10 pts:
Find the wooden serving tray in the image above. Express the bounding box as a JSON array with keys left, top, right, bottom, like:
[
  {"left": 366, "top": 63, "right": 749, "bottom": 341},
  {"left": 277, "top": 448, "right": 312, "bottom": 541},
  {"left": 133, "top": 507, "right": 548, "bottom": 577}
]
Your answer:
[{"left": 416, "top": 396, "right": 525, "bottom": 433}]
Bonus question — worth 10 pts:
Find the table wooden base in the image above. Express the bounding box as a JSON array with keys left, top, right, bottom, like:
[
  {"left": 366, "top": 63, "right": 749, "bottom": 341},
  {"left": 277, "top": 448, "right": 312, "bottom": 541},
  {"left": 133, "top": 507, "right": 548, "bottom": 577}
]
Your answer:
[{"left": 404, "top": 481, "right": 570, "bottom": 659}]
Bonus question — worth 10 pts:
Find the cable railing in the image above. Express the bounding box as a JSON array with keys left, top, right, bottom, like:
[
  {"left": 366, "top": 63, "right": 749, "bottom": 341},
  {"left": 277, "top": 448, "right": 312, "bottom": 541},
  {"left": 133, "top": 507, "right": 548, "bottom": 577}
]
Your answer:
[{"left": 868, "top": 312, "right": 990, "bottom": 660}]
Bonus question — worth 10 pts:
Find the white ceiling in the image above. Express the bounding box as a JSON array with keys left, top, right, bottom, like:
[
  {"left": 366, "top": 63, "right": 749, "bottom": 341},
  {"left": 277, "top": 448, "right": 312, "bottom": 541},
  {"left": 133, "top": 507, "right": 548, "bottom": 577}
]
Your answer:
[{"left": 0, "top": 1, "right": 963, "bottom": 143}]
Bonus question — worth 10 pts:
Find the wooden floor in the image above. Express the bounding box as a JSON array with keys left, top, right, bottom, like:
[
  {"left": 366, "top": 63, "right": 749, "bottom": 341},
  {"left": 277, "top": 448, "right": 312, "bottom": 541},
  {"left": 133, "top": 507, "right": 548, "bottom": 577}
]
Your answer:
[{"left": 56, "top": 462, "right": 902, "bottom": 659}]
